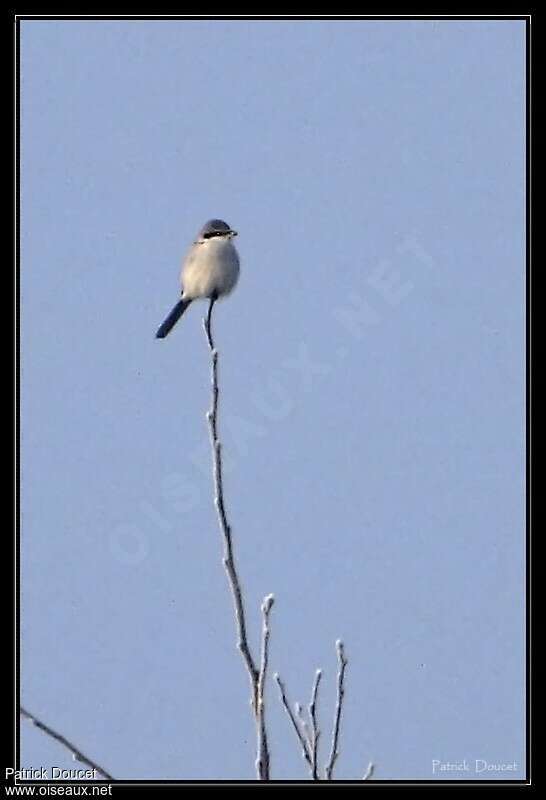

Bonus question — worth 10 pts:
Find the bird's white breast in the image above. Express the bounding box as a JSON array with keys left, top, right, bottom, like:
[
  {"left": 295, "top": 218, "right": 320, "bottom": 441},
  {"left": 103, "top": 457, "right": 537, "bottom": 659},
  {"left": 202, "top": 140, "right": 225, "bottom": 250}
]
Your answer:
[{"left": 181, "top": 237, "right": 240, "bottom": 301}]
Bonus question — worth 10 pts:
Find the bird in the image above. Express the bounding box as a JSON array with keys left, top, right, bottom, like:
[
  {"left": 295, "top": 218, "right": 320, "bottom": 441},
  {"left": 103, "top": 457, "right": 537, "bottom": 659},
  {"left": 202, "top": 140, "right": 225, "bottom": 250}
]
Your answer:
[{"left": 156, "top": 219, "right": 240, "bottom": 339}]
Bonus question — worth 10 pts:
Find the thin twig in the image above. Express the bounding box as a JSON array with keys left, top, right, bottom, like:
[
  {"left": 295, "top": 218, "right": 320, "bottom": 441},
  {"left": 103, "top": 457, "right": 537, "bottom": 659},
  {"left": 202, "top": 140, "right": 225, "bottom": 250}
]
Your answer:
[
  {"left": 20, "top": 707, "right": 113, "bottom": 780},
  {"left": 325, "top": 640, "right": 348, "bottom": 780},
  {"left": 203, "top": 299, "right": 271, "bottom": 780},
  {"left": 204, "top": 296, "right": 215, "bottom": 351},
  {"left": 363, "top": 762, "right": 375, "bottom": 780},
  {"left": 256, "top": 594, "right": 274, "bottom": 779},
  {"left": 308, "top": 669, "right": 322, "bottom": 780},
  {"left": 274, "top": 673, "right": 314, "bottom": 773}
]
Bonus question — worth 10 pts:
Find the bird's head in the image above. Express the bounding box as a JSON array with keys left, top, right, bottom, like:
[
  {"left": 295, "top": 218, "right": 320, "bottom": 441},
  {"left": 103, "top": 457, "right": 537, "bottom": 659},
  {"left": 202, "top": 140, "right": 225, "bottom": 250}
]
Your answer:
[{"left": 198, "top": 219, "right": 238, "bottom": 241}]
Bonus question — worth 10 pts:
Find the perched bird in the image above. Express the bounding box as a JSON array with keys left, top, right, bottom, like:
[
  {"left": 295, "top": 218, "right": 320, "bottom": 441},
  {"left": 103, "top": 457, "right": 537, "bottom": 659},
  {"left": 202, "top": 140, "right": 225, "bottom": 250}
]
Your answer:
[{"left": 156, "top": 219, "right": 240, "bottom": 339}]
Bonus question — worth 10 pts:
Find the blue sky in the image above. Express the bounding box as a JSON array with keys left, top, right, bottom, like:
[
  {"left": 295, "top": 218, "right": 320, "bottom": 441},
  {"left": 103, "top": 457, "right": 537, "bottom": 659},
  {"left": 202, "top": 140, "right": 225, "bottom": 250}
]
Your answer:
[{"left": 20, "top": 19, "right": 526, "bottom": 781}]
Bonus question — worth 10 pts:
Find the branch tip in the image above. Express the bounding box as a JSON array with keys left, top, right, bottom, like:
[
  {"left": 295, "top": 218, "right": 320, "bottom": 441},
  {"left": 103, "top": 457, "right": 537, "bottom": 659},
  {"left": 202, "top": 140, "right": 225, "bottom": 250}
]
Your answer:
[
  {"left": 261, "top": 594, "right": 275, "bottom": 614},
  {"left": 363, "top": 762, "right": 375, "bottom": 781}
]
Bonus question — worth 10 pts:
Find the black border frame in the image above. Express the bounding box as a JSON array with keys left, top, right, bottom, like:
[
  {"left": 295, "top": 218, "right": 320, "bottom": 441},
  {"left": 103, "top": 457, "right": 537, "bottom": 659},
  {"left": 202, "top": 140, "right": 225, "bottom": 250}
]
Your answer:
[{"left": 13, "top": 13, "right": 533, "bottom": 788}]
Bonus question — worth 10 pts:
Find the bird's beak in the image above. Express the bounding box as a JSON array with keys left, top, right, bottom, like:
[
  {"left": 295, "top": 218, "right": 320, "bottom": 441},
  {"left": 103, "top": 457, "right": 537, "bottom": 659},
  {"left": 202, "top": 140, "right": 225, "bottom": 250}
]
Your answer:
[{"left": 230, "top": 230, "right": 238, "bottom": 237}]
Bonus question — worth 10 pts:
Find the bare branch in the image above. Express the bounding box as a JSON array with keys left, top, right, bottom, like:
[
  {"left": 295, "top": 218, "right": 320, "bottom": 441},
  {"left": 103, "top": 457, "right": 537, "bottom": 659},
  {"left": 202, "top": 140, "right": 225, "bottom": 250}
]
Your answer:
[
  {"left": 204, "top": 299, "right": 256, "bottom": 689},
  {"left": 255, "top": 594, "right": 274, "bottom": 779},
  {"left": 308, "top": 669, "right": 322, "bottom": 780},
  {"left": 20, "top": 707, "right": 113, "bottom": 780},
  {"left": 203, "top": 300, "right": 271, "bottom": 780},
  {"left": 274, "top": 673, "right": 314, "bottom": 774},
  {"left": 363, "top": 762, "right": 375, "bottom": 780},
  {"left": 325, "top": 640, "right": 348, "bottom": 780}
]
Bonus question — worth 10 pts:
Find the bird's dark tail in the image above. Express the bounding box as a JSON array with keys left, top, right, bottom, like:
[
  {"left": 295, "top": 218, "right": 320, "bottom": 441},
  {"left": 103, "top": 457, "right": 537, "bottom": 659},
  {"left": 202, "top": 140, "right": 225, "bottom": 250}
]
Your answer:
[{"left": 155, "top": 298, "right": 191, "bottom": 339}]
